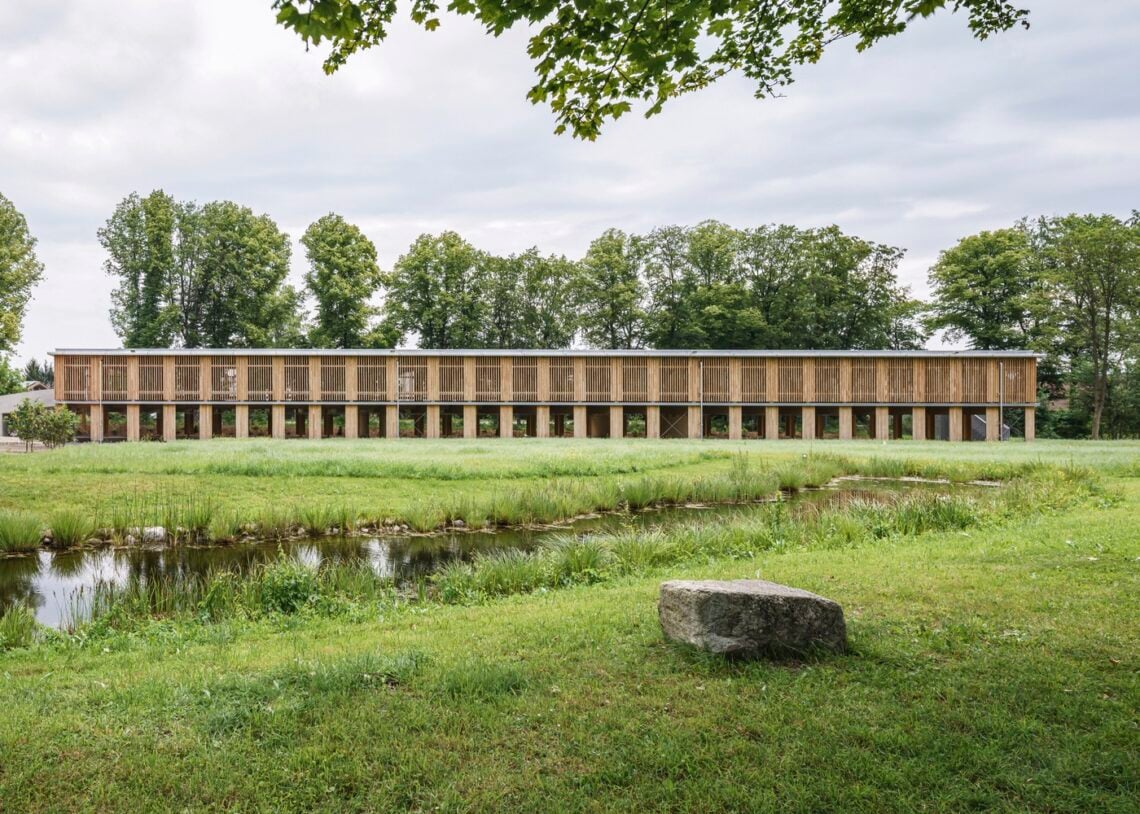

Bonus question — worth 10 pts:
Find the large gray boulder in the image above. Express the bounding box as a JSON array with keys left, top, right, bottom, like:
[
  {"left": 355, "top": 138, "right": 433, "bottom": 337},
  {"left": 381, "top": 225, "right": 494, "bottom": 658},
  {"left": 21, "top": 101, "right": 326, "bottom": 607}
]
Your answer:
[{"left": 659, "top": 579, "right": 847, "bottom": 657}]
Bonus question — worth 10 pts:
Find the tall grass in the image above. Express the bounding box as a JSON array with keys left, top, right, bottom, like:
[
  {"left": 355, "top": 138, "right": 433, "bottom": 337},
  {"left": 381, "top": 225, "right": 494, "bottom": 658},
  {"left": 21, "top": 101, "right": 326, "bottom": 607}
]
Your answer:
[
  {"left": 47, "top": 510, "right": 95, "bottom": 548},
  {"left": 0, "top": 604, "right": 39, "bottom": 650},
  {"left": 0, "top": 511, "right": 43, "bottom": 552}
]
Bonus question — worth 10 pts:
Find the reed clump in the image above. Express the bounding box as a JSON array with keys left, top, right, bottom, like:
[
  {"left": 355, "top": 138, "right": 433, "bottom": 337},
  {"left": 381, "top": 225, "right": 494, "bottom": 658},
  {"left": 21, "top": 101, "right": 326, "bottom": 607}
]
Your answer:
[{"left": 0, "top": 511, "right": 43, "bottom": 553}]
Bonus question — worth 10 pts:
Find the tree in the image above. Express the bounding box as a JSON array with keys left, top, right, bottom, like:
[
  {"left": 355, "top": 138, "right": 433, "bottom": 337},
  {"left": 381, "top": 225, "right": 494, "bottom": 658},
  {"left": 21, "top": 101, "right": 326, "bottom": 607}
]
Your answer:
[
  {"left": 100, "top": 191, "right": 180, "bottom": 347},
  {"left": 22, "top": 358, "right": 53, "bottom": 387},
  {"left": 0, "top": 356, "right": 23, "bottom": 395},
  {"left": 302, "top": 214, "right": 383, "bottom": 347},
  {"left": 482, "top": 249, "right": 577, "bottom": 348},
  {"left": 574, "top": 229, "right": 646, "bottom": 348},
  {"left": 0, "top": 192, "right": 44, "bottom": 354},
  {"left": 384, "top": 232, "right": 487, "bottom": 348},
  {"left": 926, "top": 227, "right": 1047, "bottom": 349},
  {"left": 6, "top": 400, "right": 78, "bottom": 451},
  {"left": 273, "top": 1, "right": 1030, "bottom": 139},
  {"left": 1038, "top": 213, "right": 1140, "bottom": 440}
]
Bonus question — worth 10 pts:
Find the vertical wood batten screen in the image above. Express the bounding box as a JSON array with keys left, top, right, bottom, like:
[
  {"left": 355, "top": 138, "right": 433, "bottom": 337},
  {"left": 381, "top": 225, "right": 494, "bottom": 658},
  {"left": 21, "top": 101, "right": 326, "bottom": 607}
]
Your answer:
[
  {"left": 622, "top": 358, "right": 648, "bottom": 401},
  {"left": 356, "top": 357, "right": 386, "bottom": 400},
  {"left": 63, "top": 356, "right": 94, "bottom": 400},
  {"left": 585, "top": 358, "right": 612, "bottom": 401},
  {"left": 102, "top": 358, "right": 128, "bottom": 401},
  {"left": 211, "top": 356, "right": 237, "bottom": 401},
  {"left": 511, "top": 358, "right": 538, "bottom": 401},
  {"left": 175, "top": 358, "right": 200, "bottom": 400},
  {"left": 284, "top": 357, "right": 309, "bottom": 401},
  {"left": 247, "top": 357, "right": 273, "bottom": 401},
  {"left": 659, "top": 359, "right": 688, "bottom": 402},
  {"left": 888, "top": 358, "right": 913, "bottom": 403},
  {"left": 701, "top": 358, "right": 730, "bottom": 402},
  {"left": 321, "top": 356, "right": 347, "bottom": 400},
  {"left": 924, "top": 359, "right": 950, "bottom": 402},
  {"left": 741, "top": 358, "right": 766, "bottom": 402},
  {"left": 1001, "top": 358, "right": 1032, "bottom": 403},
  {"left": 962, "top": 359, "right": 987, "bottom": 403},
  {"left": 549, "top": 358, "right": 574, "bottom": 401},
  {"left": 440, "top": 358, "right": 464, "bottom": 401},
  {"left": 778, "top": 359, "right": 803, "bottom": 402},
  {"left": 139, "top": 358, "right": 164, "bottom": 401},
  {"left": 814, "top": 358, "right": 840, "bottom": 402},
  {"left": 475, "top": 359, "right": 500, "bottom": 401},
  {"left": 398, "top": 358, "right": 428, "bottom": 401},
  {"left": 851, "top": 359, "right": 877, "bottom": 403}
]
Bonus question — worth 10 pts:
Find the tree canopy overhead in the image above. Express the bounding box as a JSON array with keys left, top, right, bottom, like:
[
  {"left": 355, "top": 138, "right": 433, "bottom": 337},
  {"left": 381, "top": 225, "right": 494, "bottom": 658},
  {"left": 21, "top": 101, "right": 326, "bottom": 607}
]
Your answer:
[{"left": 273, "top": 0, "right": 1030, "bottom": 138}]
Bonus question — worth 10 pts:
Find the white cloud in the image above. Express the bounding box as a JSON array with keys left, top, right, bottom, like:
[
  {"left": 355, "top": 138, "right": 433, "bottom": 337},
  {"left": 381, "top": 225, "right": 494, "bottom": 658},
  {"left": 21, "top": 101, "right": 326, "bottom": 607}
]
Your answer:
[{"left": 1, "top": 0, "right": 1138, "bottom": 361}]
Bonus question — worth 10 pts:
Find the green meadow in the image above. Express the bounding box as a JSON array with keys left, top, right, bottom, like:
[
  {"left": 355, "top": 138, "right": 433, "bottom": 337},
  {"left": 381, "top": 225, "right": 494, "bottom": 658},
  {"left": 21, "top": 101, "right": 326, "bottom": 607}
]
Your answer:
[{"left": 0, "top": 439, "right": 1137, "bottom": 811}]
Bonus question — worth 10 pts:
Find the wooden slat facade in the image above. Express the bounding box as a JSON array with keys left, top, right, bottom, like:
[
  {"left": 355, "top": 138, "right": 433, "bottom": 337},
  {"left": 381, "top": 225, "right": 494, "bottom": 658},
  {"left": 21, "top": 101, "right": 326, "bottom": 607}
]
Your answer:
[{"left": 53, "top": 350, "right": 1037, "bottom": 442}]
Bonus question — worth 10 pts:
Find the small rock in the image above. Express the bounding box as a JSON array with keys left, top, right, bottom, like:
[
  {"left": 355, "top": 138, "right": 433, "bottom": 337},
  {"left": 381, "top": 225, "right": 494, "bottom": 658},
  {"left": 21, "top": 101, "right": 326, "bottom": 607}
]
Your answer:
[
  {"left": 659, "top": 579, "right": 846, "bottom": 657},
  {"left": 142, "top": 526, "right": 166, "bottom": 543},
  {"left": 452, "top": 519, "right": 466, "bottom": 528}
]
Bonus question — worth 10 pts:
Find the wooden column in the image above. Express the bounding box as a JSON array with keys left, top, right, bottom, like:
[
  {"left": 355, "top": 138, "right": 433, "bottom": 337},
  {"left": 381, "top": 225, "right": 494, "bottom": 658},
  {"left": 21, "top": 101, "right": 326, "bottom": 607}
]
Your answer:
[
  {"left": 536, "top": 405, "right": 550, "bottom": 438},
  {"left": 162, "top": 405, "right": 176, "bottom": 442},
  {"left": 573, "top": 405, "right": 587, "bottom": 438},
  {"left": 344, "top": 405, "right": 358, "bottom": 439},
  {"left": 802, "top": 359, "right": 815, "bottom": 403},
  {"left": 463, "top": 405, "right": 477, "bottom": 438},
  {"left": 537, "top": 358, "right": 550, "bottom": 402},
  {"left": 199, "top": 405, "right": 213, "bottom": 440},
  {"left": 500, "top": 358, "right": 512, "bottom": 403},
  {"left": 427, "top": 357, "right": 440, "bottom": 403},
  {"left": 728, "top": 405, "right": 742, "bottom": 440},
  {"left": 949, "top": 360, "right": 962, "bottom": 403},
  {"left": 308, "top": 357, "right": 321, "bottom": 402},
  {"left": 426, "top": 405, "right": 440, "bottom": 439},
  {"left": 199, "top": 357, "right": 211, "bottom": 401},
  {"left": 874, "top": 406, "right": 889, "bottom": 440},
  {"left": 272, "top": 357, "right": 285, "bottom": 401},
  {"left": 235, "top": 404, "right": 249, "bottom": 439},
  {"left": 90, "top": 404, "right": 104, "bottom": 442},
  {"left": 765, "top": 359, "right": 779, "bottom": 404},
  {"left": 162, "top": 356, "right": 175, "bottom": 402},
  {"left": 948, "top": 407, "right": 963, "bottom": 442},
  {"left": 1024, "top": 407, "right": 1036, "bottom": 441},
  {"left": 272, "top": 405, "right": 285, "bottom": 439},
  {"left": 499, "top": 405, "right": 513, "bottom": 438},
  {"left": 646, "top": 358, "right": 660, "bottom": 402},
  {"left": 802, "top": 406, "right": 816, "bottom": 440},
  {"left": 646, "top": 405, "right": 660, "bottom": 439},
  {"left": 573, "top": 357, "right": 586, "bottom": 402},
  {"left": 386, "top": 358, "right": 398, "bottom": 402},
  {"left": 688, "top": 359, "right": 701, "bottom": 403},
  {"left": 611, "top": 358, "right": 623, "bottom": 402},
  {"left": 687, "top": 405, "right": 702, "bottom": 439},
  {"left": 765, "top": 406, "right": 779, "bottom": 439},
  {"left": 987, "top": 360, "right": 1000, "bottom": 404},
  {"left": 985, "top": 406, "right": 1000, "bottom": 441},
  {"left": 875, "top": 360, "right": 889, "bottom": 404},
  {"left": 463, "top": 357, "right": 476, "bottom": 401},
  {"left": 127, "top": 357, "right": 140, "bottom": 402},
  {"left": 345, "top": 357, "right": 358, "bottom": 403},
  {"left": 235, "top": 357, "right": 248, "bottom": 402},
  {"left": 126, "top": 404, "right": 140, "bottom": 441},
  {"left": 839, "top": 406, "right": 853, "bottom": 440},
  {"left": 729, "top": 358, "right": 742, "bottom": 403},
  {"left": 610, "top": 406, "right": 623, "bottom": 439},
  {"left": 308, "top": 405, "right": 321, "bottom": 440},
  {"left": 912, "top": 406, "right": 927, "bottom": 441},
  {"left": 839, "top": 358, "right": 852, "bottom": 404},
  {"left": 386, "top": 404, "right": 400, "bottom": 438},
  {"left": 914, "top": 359, "right": 925, "bottom": 404}
]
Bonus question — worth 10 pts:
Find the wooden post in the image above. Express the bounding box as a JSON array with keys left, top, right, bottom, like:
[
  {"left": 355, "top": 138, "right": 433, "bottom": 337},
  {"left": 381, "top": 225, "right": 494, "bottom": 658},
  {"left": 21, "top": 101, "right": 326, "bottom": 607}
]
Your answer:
[
  {"left": 308, "top": 405, "right": 321, "bottom": 440},
  {"left": 344, "top": 405, "right": 358, "bottom": 439},
  {"left": 912, "top": 407, "right": 927, "bottom": 441},
  {"left": 536, "top": 405, "right": 550, "bottom": 438},
  {"left": 839, "top": 358, "right": 852, "bottom": 403},
  {"left": 90, "top": 404, "right": 104, "bottom": 442},
  {"left": 948, "top": 407, "right": 963, "bottom": 442},
  {"left": 537, "top": 358, "right": 550, "bottom": 402},
  {"left": 949, "top": 359, "right": 962, "bottom": 403},
  {"left": 386, "top": 404, "right": 400, "bottom": 438},
  {"left": 875, "top": 360, "right": 889, "bottom": 404},
  {"left": 162, "top": 405, "right": 176, "bottom": 442},
  {"left": 688, "top": 359, "right": 701, "bottom": 403},
  {"left": 802, "top": 406, "right": 816, "bottom": 440},
  {"left": 646, "top": 405, "right": 660, "bottom": 439},
  {"left": 427, "top": 357, "right": 439, "bottom": 403},
  {"left": 802, "top": 359, "right": 815, "bottom": 403},
  {"left": 728, "top": 405, "right": 742, "bottom": 440},
  {"left": 913, "top": 358, "right": 925, "bottom": 404},
  {"left": 610, "top": 405, "right": 623, "bottom": 438},
  {"left": 463, "top": 405, "right": 476, "bottom": 438},
  {"left": 272, "top": 357, "right": 285, "bottom": 401},
  {"left": 1024, "top": 407, "right": 1035, "bottom": 441},
  {"left": 272, "top": 405, "right": 285, "bottom": 439},
  {"left": 386, "top": 358, "right": 398, "bottom": 402},
  {"left": 839, "top": 407, "right": 853, "bottom": 440},
  {"left": 611, "top": 358, "right": 623, "bottom": 402},
  {"left": 573, "top": 405, "right": 587, "bottom": 437},
  {"left": 987, "top": 360, "right": 1000, "bottom": 404},
  {"left": 126, "top": 404, "right": 140, "bottom": 441},
  {"left": 499, "top": 405, "right": 513, "bottom": 438},
  {"left": 463, "top": 357, "right": 476, "bottom": 401},
  {"left": 426, "top": 405, "right": 440, "bottom": 439},
  {"left": 874, "top": 406, "right": 889, "bottom": 440},
  {"left": 199, "top": 405, "right": 213, "bottom": 440},
  {"left": 729, "top": 358, "right": 742, "bottom": 403},
  {"left": 573, "top": 357, "right": 586, "bottom": 402},
  {"left": 236, "top": 357, "right": 248, "bottom": 402},
  {"left": 687, "top": 405, "right": 702, "bottom": 438},
  {"left": 345, "top": 357, "right": 358, "bottom": 403},
  {"left": 235, "top": 404, "right": 249, "bottom": 439},
  {"left": 199, "top": 357, "right": 211, "bottom": 401},
  {"left": 765, "top": 406, "right": 779, "bottom": 439},
  {"left": 646, "top": 358, "right": 660, "bottom": 402},
  {"left": 309, "top": 357, "right": 321, "bottom": 401},
  {"left": 765, "top": 359, "right": 778, "bottom": 404},
  {"left": 985, "top": 406, "right": 1000, "bottom": 441},
  {"left": 163, "top": 356, "right": 175, "bottom": 402},
  {"left": 127, "top": 357, "right": 139, "bottom": 402},
  {"left": 500, "top": 358, "right": 512, "bottom": 403}
]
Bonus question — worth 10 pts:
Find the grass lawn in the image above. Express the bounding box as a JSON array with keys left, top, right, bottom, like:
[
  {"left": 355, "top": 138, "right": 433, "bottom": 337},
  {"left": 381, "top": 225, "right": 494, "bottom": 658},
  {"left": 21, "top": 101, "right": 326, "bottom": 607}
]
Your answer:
[{"left": 0, "top": 440, "right": 1137, "bottom": 811}]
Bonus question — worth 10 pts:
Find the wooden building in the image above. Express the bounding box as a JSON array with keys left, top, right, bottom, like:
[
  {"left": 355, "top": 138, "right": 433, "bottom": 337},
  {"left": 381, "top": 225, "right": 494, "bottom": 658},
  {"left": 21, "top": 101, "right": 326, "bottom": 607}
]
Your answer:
[{"left": 51, "top": 349, "right": 1037, "bottom": 442}]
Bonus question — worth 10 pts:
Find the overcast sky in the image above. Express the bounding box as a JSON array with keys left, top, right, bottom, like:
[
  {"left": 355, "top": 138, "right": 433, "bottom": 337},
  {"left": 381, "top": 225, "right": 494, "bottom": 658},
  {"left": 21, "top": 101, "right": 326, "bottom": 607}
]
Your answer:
[{"left": 2, "top": 1, "right": 1137, "bottom": 361}]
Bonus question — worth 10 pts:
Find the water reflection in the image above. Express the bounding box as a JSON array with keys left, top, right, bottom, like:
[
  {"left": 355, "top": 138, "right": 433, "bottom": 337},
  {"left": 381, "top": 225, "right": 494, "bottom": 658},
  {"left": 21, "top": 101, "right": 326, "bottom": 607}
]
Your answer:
[{"left": 0, "top": 479, "right": 970, "bottom": 628}]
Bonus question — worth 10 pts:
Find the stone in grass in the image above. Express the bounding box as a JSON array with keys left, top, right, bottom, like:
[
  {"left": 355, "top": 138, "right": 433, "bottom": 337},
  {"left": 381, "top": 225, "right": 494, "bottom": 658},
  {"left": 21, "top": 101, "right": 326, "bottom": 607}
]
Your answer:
[{"left": 659, "top": 579, "right": 847, "bottom": 658}]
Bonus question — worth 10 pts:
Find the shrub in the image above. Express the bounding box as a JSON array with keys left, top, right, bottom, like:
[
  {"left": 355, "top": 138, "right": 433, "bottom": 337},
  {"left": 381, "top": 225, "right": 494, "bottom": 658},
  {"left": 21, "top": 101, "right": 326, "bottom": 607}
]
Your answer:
[
  {"left": 0, "top": 511, "right": 43, "bottom": 552},
  {"left": 47, "top": 510, "right": 94, "bottom": 548},
  {"left": 258, "top": 556, "right": 319, "bottom": 614}
]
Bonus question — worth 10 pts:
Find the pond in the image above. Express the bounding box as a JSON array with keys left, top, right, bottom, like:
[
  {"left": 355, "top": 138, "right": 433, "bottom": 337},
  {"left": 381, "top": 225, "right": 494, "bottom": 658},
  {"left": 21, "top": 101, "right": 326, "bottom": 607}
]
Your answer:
[{"left": 1, "top": 479, "right": 978, "bottom": 628}]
